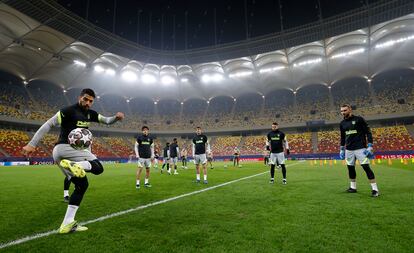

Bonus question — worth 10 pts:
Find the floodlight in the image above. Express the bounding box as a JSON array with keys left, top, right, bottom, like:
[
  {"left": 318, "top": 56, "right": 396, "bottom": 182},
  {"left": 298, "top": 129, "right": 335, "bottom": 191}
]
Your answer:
[
  {"left": 141, "top": 74, "right": 157, "bottom": 84},
  {"left": 121, "top": 71, "right": 138, "bottom": 82}
]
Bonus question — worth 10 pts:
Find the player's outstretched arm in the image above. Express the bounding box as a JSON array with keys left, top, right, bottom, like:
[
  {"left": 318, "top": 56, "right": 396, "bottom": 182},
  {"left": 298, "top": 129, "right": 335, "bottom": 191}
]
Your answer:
[
  {"left": 23, "top": 112, "right": 59, "bottom": 156},
  {"left": 98, "top": 112, "right": 125, "bottom": 125}
]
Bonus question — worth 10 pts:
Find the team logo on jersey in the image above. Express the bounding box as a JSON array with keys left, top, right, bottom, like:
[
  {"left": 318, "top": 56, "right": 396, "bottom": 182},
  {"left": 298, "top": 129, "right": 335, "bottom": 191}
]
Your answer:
[
  {"left": 87, "top": 114, "right": 90, "bottom": 120},
  {"left": 352, "top": 121, "right": 356, "bottom": 125},
  {"left": 76, "top": 121, "right": 90, "bottom": 127},
  {"left": 196, "top": 140, "right": 204, "bottom": 143},
  {"left": 345, "top": 130, "right": 357, "bottom": 135},
  {"left": 142, "top": 141, "right": 150, "bottom": 145}
]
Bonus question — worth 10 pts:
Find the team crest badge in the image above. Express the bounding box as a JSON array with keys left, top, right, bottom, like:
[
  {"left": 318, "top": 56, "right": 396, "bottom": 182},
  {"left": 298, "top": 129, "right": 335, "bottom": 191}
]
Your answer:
[{"left": 352, "top": 121, "right": 355, "bottom": 125}]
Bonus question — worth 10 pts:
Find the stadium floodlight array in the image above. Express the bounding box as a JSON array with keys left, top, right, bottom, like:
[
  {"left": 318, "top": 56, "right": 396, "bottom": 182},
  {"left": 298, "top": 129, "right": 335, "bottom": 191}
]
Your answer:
[
  {"left": 105, "top": 68, "right": 116, "bottom": 76},
  {"left": 73, "top": 60, "right": 86, "bottom": 67},
  {"left": 161, "top": 75, "right": 176, "bottom": 85},
  {"left": 121, "top": 70, "right": 138, "bottom": 82},
  {"left": 228, "top": 70, "right": 253, "bottom": 78},
  {"left": 201, "top": 73, "right": 224, "bottom": 83},
  {"left": 93, "top": 65, "right": 105, "bottom": 73},
  {"left": 330, "top": 48, "right": 365, "bottom": 59},
  {"left": 292, "top": 58, "right": 322, "bottom": 68},
  {"left": 375, "top": 34, "right": 414, "bottom": 49},
  {"left": 259, "top": 66, "right": 286, "bottom": 74},
  {"left": 180, "top": 78, "right": 189, "bottom": 83},
  {"left": 141, "top": 73, "right": 157, "bottom": 84}
]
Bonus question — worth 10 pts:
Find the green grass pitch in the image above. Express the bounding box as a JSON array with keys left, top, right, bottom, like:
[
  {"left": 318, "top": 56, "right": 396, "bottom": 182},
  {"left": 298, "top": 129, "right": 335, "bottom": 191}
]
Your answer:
[{"left": 0, "top": 160, "right": 413, "bottom": 252}]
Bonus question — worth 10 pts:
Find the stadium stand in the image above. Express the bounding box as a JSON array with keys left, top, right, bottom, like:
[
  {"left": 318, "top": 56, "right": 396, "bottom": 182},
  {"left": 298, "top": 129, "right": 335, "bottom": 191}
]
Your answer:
[
  {"left": 90, "top": 137, "right": 117, "bottom": 158},
  {"left": 102, "top": 137, "right": 135, "bottom": 157},
  {"left": 317, "top": 131, "right": 340, "bottom": 153},
  {"left": 240, "top": 136, "right": 266, "bottom": 155},
  {"left": 0, "top": 129, "right": 48, "bottom": 157},
  {"left": 372, "top": 126, "right": 414, "bottom": 152},
  {"left": 286, "top": 133, "right": 313, "bottom": 154},
  {"left": 212, "top": 136, "right": 242, "bottom": 156}
]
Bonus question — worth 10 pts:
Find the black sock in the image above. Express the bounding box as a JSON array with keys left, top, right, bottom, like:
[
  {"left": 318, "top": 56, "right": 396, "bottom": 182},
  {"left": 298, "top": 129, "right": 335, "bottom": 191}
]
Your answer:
[
  {"left": 64, "top": 177, "right": 71, "bottom": 190},
  {"left": 69, "top": 176, "right": 89, "bottom": 206},
  {"left": 270, "top": 164, "right": 275, "bottom": 178},
  {"left": 281, "top": 164, "right": 286, "bottom": 179},
  {"left": 167, "top": 163, "right": 170, "bottom": 170},
  {"left": 162, "top": 163, "right": 166, "bottom": 169}
]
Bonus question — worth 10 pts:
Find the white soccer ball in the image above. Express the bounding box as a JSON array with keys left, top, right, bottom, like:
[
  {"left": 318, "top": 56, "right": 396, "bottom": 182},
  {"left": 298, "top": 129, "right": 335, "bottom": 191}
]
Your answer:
[{"left": 68, "top": 128, "right": 93, "bottom": 150}]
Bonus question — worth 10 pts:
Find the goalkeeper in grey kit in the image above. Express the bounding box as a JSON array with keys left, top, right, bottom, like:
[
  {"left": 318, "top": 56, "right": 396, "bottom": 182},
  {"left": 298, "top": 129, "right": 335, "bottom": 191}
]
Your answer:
[{"left": 22, "top": 88, "right": 124, "bottom": 233}]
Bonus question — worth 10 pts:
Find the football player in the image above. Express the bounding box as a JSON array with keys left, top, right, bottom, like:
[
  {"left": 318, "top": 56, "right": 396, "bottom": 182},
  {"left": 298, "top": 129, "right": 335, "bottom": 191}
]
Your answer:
[
  {"left": 339, "top": 104, "right": 379, "bottom": 197},
  {"left": 23, "top": 88, "right": 124, "bottom": 233}
]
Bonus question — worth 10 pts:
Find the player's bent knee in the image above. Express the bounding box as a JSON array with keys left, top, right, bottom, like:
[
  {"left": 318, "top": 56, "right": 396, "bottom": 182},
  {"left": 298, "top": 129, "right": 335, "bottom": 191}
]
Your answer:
[{"left": 89, "top": 159, "right": 104, "bottom": 175}]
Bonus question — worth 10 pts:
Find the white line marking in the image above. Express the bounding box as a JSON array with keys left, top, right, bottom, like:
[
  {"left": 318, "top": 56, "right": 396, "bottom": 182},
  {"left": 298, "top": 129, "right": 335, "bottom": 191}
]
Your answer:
[{"left": 0, "top": 163, "right": 299, "bottom": 249}]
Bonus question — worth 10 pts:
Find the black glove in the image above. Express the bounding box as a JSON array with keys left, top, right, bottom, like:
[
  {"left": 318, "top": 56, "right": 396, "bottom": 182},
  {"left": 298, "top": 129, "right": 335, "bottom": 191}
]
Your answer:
[
  {"left": 286, "top": 149, "right": 290, "bottom": 155},
  {"left": 266, "top": 146, "right": 270, "bottom": 151}
]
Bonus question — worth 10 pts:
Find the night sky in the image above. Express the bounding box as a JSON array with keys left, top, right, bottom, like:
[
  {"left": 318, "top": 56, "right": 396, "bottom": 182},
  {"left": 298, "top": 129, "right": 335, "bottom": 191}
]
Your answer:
[{"left": 57, "top": 0, "right": 378, "bottom": 50}]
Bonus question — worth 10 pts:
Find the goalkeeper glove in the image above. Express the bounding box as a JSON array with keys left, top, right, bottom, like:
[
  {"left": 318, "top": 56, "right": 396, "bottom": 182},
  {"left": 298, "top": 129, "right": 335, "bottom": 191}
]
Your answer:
[
  {"left": 363, "top": 143, "right": 374, "bottom": 159},
  {"left": 339, "top": 146, "right": 345, "bottom": 160}
]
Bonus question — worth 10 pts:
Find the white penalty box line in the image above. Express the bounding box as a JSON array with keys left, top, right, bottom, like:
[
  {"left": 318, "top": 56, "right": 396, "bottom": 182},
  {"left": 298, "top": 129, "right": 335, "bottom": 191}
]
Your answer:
[{"left": 0, "top": 164, "right": 300, "bottom": 250}]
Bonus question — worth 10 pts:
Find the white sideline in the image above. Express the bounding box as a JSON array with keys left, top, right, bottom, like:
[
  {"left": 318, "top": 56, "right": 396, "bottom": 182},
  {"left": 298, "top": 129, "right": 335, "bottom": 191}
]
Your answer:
[{"left": 1, "top": 165, "right": 295, "bottom": 250}]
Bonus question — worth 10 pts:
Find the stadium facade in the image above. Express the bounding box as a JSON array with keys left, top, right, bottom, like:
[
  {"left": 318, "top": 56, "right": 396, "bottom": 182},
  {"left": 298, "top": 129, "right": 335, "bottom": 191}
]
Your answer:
[{"left": 0, "top": 0, "right": 414, "bottom": 161}]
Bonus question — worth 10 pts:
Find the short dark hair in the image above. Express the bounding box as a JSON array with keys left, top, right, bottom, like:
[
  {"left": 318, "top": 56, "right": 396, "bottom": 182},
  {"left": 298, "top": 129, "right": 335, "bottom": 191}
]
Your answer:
[
  {"left": 341, "top": 104, "right": 351, "bottom": 108},
  {"left": 173, "top": 138, "right": 177, "bottom": 142},
  {"left": 272, "top": 122, "right": 278, "bottom": 125},
  {"left": 166, "top": 142, "right": 170, "bottom": 146},
  {"left": 80, "top": 88, "right": 96, "bottom": 98},
  {"left": 196, "top": 126, "right": 201, "bottom": 129},
  {"left": 142, "top": 126, "right": 149, "bottom": 131}
]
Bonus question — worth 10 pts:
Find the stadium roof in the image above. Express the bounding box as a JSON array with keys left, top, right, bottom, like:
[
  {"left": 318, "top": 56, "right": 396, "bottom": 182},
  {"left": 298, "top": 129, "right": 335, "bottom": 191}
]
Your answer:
[{"left": 1, "top": 0, "right": 414, "bottom": 101}]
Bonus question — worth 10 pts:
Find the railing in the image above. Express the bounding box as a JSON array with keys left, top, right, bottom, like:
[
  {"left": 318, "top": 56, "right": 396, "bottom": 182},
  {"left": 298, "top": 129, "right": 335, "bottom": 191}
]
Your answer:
[{"left": 2, "top": 0, "right": 414, "bottom": 64}]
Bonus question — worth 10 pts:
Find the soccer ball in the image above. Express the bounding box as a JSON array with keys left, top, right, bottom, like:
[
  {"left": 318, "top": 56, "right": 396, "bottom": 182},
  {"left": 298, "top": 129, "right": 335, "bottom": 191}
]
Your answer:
[{"left": 68, "top": 128, "right": 92, "bottom": 150}]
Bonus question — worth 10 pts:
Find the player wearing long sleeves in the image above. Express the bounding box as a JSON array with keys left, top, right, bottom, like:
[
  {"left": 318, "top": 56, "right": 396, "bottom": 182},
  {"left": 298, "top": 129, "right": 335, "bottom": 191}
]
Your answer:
[
  {"left": 266, "top": 122, "right": 290, "bottom": 184},
  {"left": 22, "top": 88, "right": 124, "bottom": 234},
  {"left": 192, "top": 126, "right": 210, "bottom": 184},
  {"left": 339, "top": 104, "right": 379, "bottom": 197},
  {"left": 135, "top": 126, "right": 154, "bottom": 188}
]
